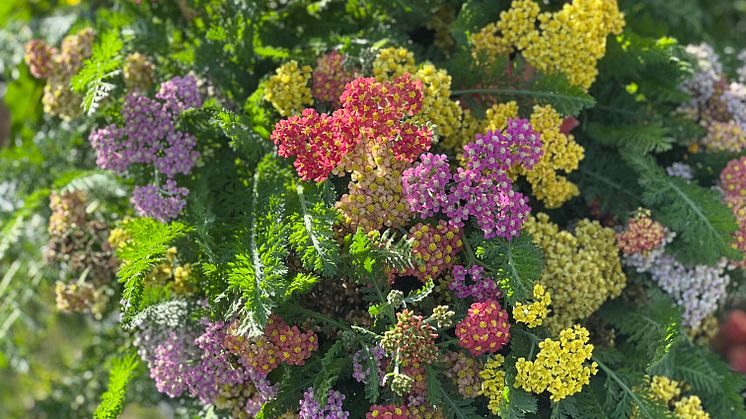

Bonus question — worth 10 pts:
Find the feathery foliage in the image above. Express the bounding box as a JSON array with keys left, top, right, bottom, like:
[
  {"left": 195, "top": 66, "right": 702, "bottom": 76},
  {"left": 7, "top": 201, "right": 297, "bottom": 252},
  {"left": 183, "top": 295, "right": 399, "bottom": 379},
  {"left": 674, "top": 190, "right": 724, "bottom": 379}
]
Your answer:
[{"left": 93, "top": 353, "right": 140, "bottom": 419}]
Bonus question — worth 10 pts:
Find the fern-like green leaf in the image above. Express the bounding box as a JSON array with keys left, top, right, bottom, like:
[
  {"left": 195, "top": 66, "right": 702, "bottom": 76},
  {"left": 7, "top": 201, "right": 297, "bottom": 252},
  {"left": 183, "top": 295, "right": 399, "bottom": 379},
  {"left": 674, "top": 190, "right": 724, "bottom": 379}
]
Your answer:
[
  {"left": 472, "top": 233, "right": 544, "bottom": 304},
  {"left": 71, "top": 28, "right": 124, "bottom": 115},
  {"left": 624, "top": 153, "right": 741, "bottom": 265},
  {"left": 93, "top": 353, "right": 140, "bottom": 419},
  {"left": 288, "top": 181, "right": 340, "bottom": 277},
  {"left": 585, "top": 122, "right": 674, "bottom": 154},
  {"left": 117, "top": 218, "right": 190, "bottom": 325}
]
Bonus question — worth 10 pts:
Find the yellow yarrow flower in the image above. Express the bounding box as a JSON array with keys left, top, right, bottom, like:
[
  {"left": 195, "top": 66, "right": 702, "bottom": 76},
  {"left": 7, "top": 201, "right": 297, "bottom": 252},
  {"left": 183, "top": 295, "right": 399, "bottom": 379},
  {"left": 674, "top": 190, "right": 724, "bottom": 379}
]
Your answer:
[
  {"left": 471, "top": 0, "right": 624, "bottom": 90},
  {"left": 264, "top": 60, "right": 313, "bottom": 117},
  {"left": 478, "top": 354, "right": 507, "bottom": 415},
  {"left": 513, "top": 284, "right": 551, "bottom": 328},
  {"left": 514, "top": 325, "right": 598, "bottom": 401},
  {"left": 372, "top": 47, "right": 416, "bottom": 80},
  {"left": 650, "top": 375, "right": 682, "bottom": 404},
  {"left": 524, "top": 213, "right": 626, "bottom": 332},
  {"left": 674, "top": 396, "right": 710, "bottom": 419}
]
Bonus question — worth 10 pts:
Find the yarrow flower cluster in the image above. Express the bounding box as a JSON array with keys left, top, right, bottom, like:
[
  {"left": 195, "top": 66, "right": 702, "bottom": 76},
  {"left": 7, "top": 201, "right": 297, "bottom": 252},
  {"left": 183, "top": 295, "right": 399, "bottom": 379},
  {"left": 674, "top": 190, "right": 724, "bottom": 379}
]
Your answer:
[
  {"left": 366, "top": 404, "right": 408, "bottom": 419},
  {"left": 455, "top": 299, "right": 510, "bottom": 356},
  {"left": 299, "top": 387, "right": 350, "bottom": 419},
  {"left": 123, "top": 52, "right": 155, "bottom": 92},
  {"left": 722, "top": 158, "right": 746, "bottom": 260},
  {"left": 136, "top": 318, "right": 276, "bottom": 417},
  {"left": 512, "top": 283, "right": 551, "bottom": 328},
  {"left": 649, "top": 376, "right": 711, "bottom": 419},
  {"left": 444, "top": 351, "right": 482, "bottom": 399},
  {"left": 478, "top": 354, "right": 507, "bottom": 415},
  {"left": 514, "top": 325, "right": 597, "bottom": 402},
  {"left": 403, "top": 119, "right": 542, "bottom": 239},
  {"left": 46, "top": 191, "right": 117, "bottom": 315},
  {"left": 448, "top": 265, "right": 501, "bottom": 302},
  {"left": 312, "top": 51, "right": 356, "bottom": 106},
  {"left": 621, "top": 219, "right": 730, "bottom": 329},
  {"left": 485, "top": 102, "right": 584, "bottom": 208},
  {"left": 471, "top": 0, "right": 625, "bottom": 89},
  {"left": 24, "top": 28, "right": 95, "bottom": 120},
  {"left": 679, "top": 43, "right": 746, "bottom": 153},
  {"left": 89, "top": 76, "right": 202, "bottom": 221},
  {"left": 524, "top": 213, "right": 626, "bottom": 332},
  {"left": 224, "top": 315, "right": 318, "bottom": 377},
  {"left": 616, "top": 209, "right": 667, "bottom": 256},
  {"left": 264, "top": 60, "right": 314, "bottom": 116},
  {"left": 391, "top": 221, "right": 463, "bottom": 282},
  {"left": 381, "top": 309, "right": 439, "bottom": 366}
]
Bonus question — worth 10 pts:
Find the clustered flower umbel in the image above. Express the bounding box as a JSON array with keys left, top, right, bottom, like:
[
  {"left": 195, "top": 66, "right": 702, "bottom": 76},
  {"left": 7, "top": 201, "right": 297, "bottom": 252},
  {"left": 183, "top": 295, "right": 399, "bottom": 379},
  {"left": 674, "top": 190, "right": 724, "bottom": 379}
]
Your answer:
[
  {"left": 448, "top": 265, "right": 501, "bottom": 302},
  {"left": 223, "top": 315, "right": 318, "bottom": 378},
  {"left": 443, "top": 351, "right": 482, "bottom": 399},
  {"left": 471, "top": 0, "right": 625, "bottom": 90},
  {"left": 455, "top": 299, "right": 511, "bottom": 356},
  {"left": 616, "top": 209, "right": 667, "bottom": 256},
  {"left": 722, "top": 156, "right": 746, "bottom": 261},
  {"left": 366, "top": 404, "right": 408, "bottom": 419},
  {"left": 264, "top": 60, "right": 314, "bottom": 116},
  {"left": 89, "top": 76, "right": 202, "bottom": 221},
  {"left": 403, "top": 118, "right": 542, "bottom": 239},
  {"left": 513, "top": 283, "right": 551, "bottom": 328},
  {"left": 299, "top": 387, "right": 350, "bottom": 419},
  {"left": 389, "top": 221, "right": 463, "bottom": 282},
  {"left": 479, "top": 354, "right": 507, "bottom": 415},
  {"left": 649, "top": 376, "right": 711, "bottom": 419},
  {"left": 514, "top": 325, "right": 598, "bottom": 402},
  {"left": 312, "top": 50, "right": 356, "bottom": 106},
  {"left": 381, "top": 309, "right": 439, "bottom": 367},
  {"left": 479, "top": 102, "right": 585, "bottom": 208},
  {"left": 679, "top": 43, "right": 746, "bottom": 153},
  {"left": 524, "top": 213, "right": 626, "bottom": 332},
  {"left": 136, "top": 318, "right": 276, "bottom": 417},
  {"left": 352, "top": 345, "right": 386, "bottom": 385},
  {"left": 24, "top": 28, "right": 95, "bottom": 120},
  {"left": 621, "top": 213, "right": 730, "bottom": 329},
  {"left": 272, "top": 73, "right": 432, "bottom": 231},
  {"left": 46, "top": 191, "right": 117, "bottom": 315},
  {"left": 123, "top": 52, "right": 156, "bottom": 92}
]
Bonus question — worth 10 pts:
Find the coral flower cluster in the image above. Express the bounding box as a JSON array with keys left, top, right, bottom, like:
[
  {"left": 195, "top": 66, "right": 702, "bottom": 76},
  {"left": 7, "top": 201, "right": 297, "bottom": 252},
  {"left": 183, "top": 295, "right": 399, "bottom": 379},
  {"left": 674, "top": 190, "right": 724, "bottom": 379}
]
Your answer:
[
  {"left": 514, "top": 325, "right": 597, "bottom": 401},
  {"left": 616, "top": 209, "right": 667, "bottom": 256},
  {"left": 381, "top": 310, "right": 439, "bottom": 366},
  {"left": 223, "top": 315, "right": 318, "bottom": 376},
  {"left": 455, "top": 299, "right": 511, "bottom": 356}
]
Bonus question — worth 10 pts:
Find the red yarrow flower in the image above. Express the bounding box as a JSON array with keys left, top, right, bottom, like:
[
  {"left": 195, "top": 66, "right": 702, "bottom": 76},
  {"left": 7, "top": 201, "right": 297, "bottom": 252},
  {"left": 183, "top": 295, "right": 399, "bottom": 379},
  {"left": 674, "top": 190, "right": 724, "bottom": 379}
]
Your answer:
[{"left": 456, "top": 299, "right": 511, "bottom": 356}]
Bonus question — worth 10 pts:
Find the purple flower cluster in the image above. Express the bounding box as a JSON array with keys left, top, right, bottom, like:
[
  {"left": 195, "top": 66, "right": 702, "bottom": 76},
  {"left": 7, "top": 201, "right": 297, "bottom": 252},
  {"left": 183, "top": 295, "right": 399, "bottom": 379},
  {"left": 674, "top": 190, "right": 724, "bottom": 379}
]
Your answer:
[
  {"left": 299, "top": 387, "right": 350, "bottom": 419},
  {"left": 623, "top": 233, "right": 731, "bottom": 328},
  {"left": 150, "top": 331, "right": 193, "bottom": 397},
  {"left": 402, "top": 119, "right": 542, "bottom": 239},
  {"left": 352, "top": 345, "right": 386, "bottom": 385},
  {"left": 131, "top": 181, "right": 189, "bottom": 223},
  {"left": 136, "top": 317, "right": 276, "bottom": 416},
  {"left": 89, "top": 76, "right": 202, "bottom": 221},
  {"left": 449, "top": 265, "right": 501, "bottom": 301},
  {"left": 401, "top": 153, "right": 452, "bottom": 218}
]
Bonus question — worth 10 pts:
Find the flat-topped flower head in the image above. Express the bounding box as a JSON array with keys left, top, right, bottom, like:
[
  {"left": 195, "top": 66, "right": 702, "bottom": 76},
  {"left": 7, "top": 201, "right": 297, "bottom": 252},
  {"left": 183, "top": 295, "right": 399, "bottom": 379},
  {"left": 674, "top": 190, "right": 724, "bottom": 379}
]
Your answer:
[{"left": 456, "top": 299, "right": 511, "bottom": 356}]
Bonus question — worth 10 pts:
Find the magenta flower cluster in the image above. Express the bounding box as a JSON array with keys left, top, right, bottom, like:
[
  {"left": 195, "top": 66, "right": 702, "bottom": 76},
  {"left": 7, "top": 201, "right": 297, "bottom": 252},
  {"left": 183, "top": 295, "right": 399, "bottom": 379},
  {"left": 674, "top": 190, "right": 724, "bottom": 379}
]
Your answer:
[
  {"left": 89, "top": 76, "right": 202, "bottom": 222},
  {"left": 299, "top": 387, "right": 350, "bottom": 419},
  {"left": 402, "top": 118, "right": 543, "bottom": 239},
  {"left": 449, "top": 265, "right": 501, "bottom": 301}
]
